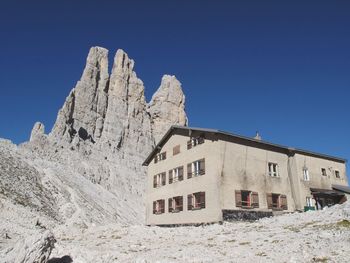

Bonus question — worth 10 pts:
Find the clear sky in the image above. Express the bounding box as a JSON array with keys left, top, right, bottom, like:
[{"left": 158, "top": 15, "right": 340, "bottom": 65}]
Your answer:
[{"left": 0, "top": 1, "right": 349, "bottom": 166}]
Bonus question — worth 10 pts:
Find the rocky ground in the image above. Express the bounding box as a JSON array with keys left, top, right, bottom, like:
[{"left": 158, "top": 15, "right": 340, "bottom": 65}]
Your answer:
[{"left": 48, "top": 202, "right": 349, "bottom": 262}]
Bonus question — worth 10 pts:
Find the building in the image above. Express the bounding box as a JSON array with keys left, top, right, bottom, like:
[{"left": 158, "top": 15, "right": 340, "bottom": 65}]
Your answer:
[{"left": 143, "top": 126, "right": 348, "bottom": 225}]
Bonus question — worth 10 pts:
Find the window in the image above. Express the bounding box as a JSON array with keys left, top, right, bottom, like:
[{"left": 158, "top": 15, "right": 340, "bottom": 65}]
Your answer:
[
  {"left": 303, "top": 168, "right": 310, "bottom": 181},
  {"left": 335, "top": 170, "right": 340, "bottom": 179},
  {"left": 187, "top": 159, "right": 205, "bottom": 178},
  {"left": 266, "top": 193, "right": 287, "bottom": 210},
  {"left": 153, "top": 199, "right": 165, "bottom": 214},
  {"left": 154, "top": 152, "right": 166, "bottom": 164},
  {"left": 187, "top": 192, "right": 205, "bottom": 210},
  {"left": 168, "top": 196, "right": 183, "bottom": 213},
  {"left": 321, "top": 168, "right": 327, "bottom": 176},
  {"left": 173, "top": 145, "right": 180, "bottom": 156},
  {"left": 306, "top": 197, "right": 313, "bottom": 207},
  {"left": 169, "top": 166, "right": 184, "bottom": 184},
  {"left": 153, "top": 172, "right": 166, "bottom": 188},
  {"left": 235, "top": 190, "right": 259, "bottom": 208},
  {"left": 268, "top": 163, "right": 279, "bottom": 177},
  {"left": 187, "top": 136, "right": 204, "bottom": 149}
]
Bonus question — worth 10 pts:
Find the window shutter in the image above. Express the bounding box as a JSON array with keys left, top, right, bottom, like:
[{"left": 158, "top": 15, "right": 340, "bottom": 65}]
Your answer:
[
  {"left": 169, "top": 170, "right": 173, "bottom": 184},
  {"left": 235, "top": 190, "right": 242, "bottom": 207},
  {"left": 200, "top": 192, "right": 206, "bottom": 209},
  {"left": 173, "top": 145, "right": 180, "bottom": 155},
  {"left": 161, "top": 173, "right": 166, "bottom": 186},
  {"left": 252, "top": 192, "right": 259, "bottom": 208},
  {"left": 199, "top": 158, "right": 205, "bottom": 175},
  {"left": 281, "top": 195, "right": 288, "bottom": 210},
  {"left": 168, "top": 198, "right": 173, "bottom": 213},
  {"left": 154, "top": 156, "right": 158, "bottom": 164},
  {"left": 187, "top": 140, "right": 192, "bottom": 149},
  {"left": 266, "top": 193, "right": 273, "bottom": 209},
  {"left": 179, "top": 196, "right": 183, "bottom": 211},
  {"left": 163, "top": 152, "right": 166, "bottom": 160},
  {"left": 178, "top": 166, "right": 184, "bottom": 181},
  {"left": 187, "top": 194, "right": 193, "bottom": 210},
  {"left": 160, "top": 200, "right": 165, "bottom": 213},
  {"left": 187, "top": 163, "right": 192, "bottom": 178},
  {"left": 153, "top": 175, "right": 157, "bottom": 188},
  {"left": 153, "top": 201, "right": 156, "bottom": 214}
]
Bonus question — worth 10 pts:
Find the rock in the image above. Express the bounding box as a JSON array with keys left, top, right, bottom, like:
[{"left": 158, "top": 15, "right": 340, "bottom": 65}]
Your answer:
[
  {"left": 148, "top": 75, "right": 187, "bottom": 143},
  {"left": 30, "top": 122, "right": 45, "bottom": 142},
  {"left": 3, "top": 231, "right": 56, "bottom": 263}
]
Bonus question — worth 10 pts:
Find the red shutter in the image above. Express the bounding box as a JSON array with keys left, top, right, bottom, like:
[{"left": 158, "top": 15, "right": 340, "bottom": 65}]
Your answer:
[
  {"left": 178, "top": 166, "right": 184, "bottom": 181},
  {"left": 187, "top": 194, "right": 193, "bottom": 210},
  {"left": 153, "top": 175, "right": 157, "bottom": 188},
  {"left": 169, "top": 170, "right": 173, "bottom": 184},
  {"left": 199, "top": 158, "right": 205, "bottom": 175},
  {"left": 168, "top": 198, "right": 173, "bottom": 213},
  {"left": 266, "top": 193, "right": 273, "bottom": 209},
  {"left": 187, "top": 140, "right": 192, "bottom": 149},
  {"left": 179, "top": 196, "right": 183, "bottom": 211},
  {"left": 161, "top": 200, "right": 165, "bottom": 213},
  {"left": 153, "top": 201, "right": 156, "bottom": 214},
  {"left": 187, "top": 163, "right": 192, "bottom": 179},
  {"left": 252, "top": 192, "right": 259, "bottom": 208},
  {"left": 161, "top": 173, "right": 166, "bottom": 186},
  {"left": 173, "top": 145, "right": 180, "bottom": 155},
  {"left": 200, "top": 192, "right": 206, "bottom": 209},
  {"left": 235, "top": 190, "right": 242, "bottom": 207},
  {"left": 281, "top": 195, "right": 288, "bottom": 210}
]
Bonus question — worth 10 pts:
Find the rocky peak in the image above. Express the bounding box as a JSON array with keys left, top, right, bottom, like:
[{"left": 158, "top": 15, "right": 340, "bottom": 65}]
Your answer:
[
  {"left": 30, "top": 122, "right": 45, "bottom": 142},
  {"left": 148, "top": 75, "right": 187, "bottom": 143}
]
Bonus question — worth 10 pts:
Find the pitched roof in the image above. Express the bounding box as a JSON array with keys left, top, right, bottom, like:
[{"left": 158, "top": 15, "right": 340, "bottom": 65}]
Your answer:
[{"left": 142, "top": 125, "right": 347, "bottom": 166}]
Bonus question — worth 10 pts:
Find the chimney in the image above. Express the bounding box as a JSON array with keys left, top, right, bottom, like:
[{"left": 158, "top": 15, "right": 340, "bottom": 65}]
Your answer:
[{"left": 254, "top": 131, "right": 262, "bottom": 141}]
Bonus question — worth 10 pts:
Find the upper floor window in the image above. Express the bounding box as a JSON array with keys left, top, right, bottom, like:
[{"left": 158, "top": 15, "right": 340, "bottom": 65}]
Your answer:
[
  {"left": 187, "top": 192, "right": 205, "bottom": 210},
  {"left": 266, "top": 193, "right": 288, "bottom": 210},
  {"left": 168, "top": 196, "right": 183, "bottom": 213},
  {"left": 321, "top": 168, "right": 327, "bottom": 176},
  {"left": 187, "top": 158, "right": 205, "bottom": 178},
  {"left": 268, "top": 162, "right": 279, "bottom": 177},
  {"left": 153, "top": 172, "right": 166, "bottom": 188},
  {"left": 153, "top": 199, "right": 165, "bottom": 214},
  {"left": 335, "top": 170, "right": 340, "bottom": 178},
  {"left": 173, "top": 145, "right": 180, "bottom": 156},
  {"left": 235, "top": 190, "right": 259, "bottom": 208},
  {"left": 303, "top": 168, "right": 310, "bottom": 181},
  {"left": 169, "top": 166, "right": 184, "bottom": 184},
  {"left": 187, "top": 136, "right": 204, "bottom": 149},
  {"left": 154, "top": 152, "right": 166, "bottom": 164}
]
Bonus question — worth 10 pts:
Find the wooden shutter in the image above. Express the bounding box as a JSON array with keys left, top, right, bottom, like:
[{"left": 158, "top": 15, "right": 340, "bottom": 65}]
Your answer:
[
  {"left": 187, "top": 163, "right": 192, "bottom": 179},
  {"left": 266, "top": 193, "right": 273, "bottom": 209},
  {"left": 178, "top": 166, "right": 184, "bottom": 181},
  {"left": 173, "top": 145, "right": 180, "bottom": 155},
  {"left": 235, "top": 190, "right": 242, "bottom": 207},
  {"left": 163, "top": 152, "right": 166, "bottom": 160},
  {"left": 161, "top": 173, "right": 166, "bottom": 186},
  {"left": 252, "top": 192, "right": 259, "bottom": 208},
  {"left": 153, "top": 201, "right": 156, "bottom": 214},
  {"left": 153, "top": 175, "right": 157, "bottom": 188},
  {"left": 160, "top": 200, "right": 165, "bottom": 213},
  {"left": 168, "top": 198, "right": 173, "bottom": 213},
  {"left": 187, "top": 140, "right": 192, "bottom": 149},
  {"left": 169, "top": 170, "right": 173, "bottom": 184},
  {"left": 281, "top": 195, "right": 288, "bottom": 210},
  {"left": 199, "top": 158, "right": 205, "bottom": 175},
  {"left": 200, "top": 192, "right": 206, "bottom": 209},
  {"left": 179, "top": 196, "right": 183, "bottom": 211},
  {"left": 187, "top": 194, "right": 193, "bottom": 210},
  {"left": 154, "top": 156, "right": 158, "bottom": 164}
]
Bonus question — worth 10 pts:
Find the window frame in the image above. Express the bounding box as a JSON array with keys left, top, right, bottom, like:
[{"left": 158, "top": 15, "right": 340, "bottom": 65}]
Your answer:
[
  {"left": 321, "top": 168, "right": 327, "bottom": 176},
  {"left": 268, "top": 162, "right": 279, "bottom": 177},
  {"left": 335, "top": 170, "right": 340, "bottom": 179},
  {"left": 303, "top": 168, "right": 310, "bottom": 181}
]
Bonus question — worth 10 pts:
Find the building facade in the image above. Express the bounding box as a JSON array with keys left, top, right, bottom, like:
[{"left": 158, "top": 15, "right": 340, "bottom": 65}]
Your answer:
[{"left": 143, "top": 126, "right": 348, "bottom": 225}]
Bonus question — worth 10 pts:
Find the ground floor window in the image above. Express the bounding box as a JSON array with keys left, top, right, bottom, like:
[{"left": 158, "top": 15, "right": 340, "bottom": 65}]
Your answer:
[
  {"left": 266, "top": 193, "right": 288, "bottom": 210},
  {"left": 188, "top": 192, "right": 205, "bottom": 210},
  {"left": 168, "top": 196, "right": 183, "bottom": 212},
  {"left": 306, "top": 196, "right": 313, "bottom": 207},
  {"left": 153, "top": 199, "right": 165, "bottom": 214},
  {"left": 235, "top": 190, "right": 259, "bottom": 208}
]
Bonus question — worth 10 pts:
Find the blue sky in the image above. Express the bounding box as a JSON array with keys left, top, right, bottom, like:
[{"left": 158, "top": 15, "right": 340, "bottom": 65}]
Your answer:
[{"left": 0, "top": 0, "right": 349, "bottom": 167}]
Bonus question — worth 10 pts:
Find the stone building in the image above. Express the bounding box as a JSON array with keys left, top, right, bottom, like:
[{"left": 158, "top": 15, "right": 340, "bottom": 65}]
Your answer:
[{"left": 143, "top": 126, "right": 348, "bottom": 225}]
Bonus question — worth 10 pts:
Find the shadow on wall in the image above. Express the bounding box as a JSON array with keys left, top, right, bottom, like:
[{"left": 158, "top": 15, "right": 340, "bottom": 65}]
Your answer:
[{"left": 48, "top": 255, "right": 73, "bottom": 263}]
